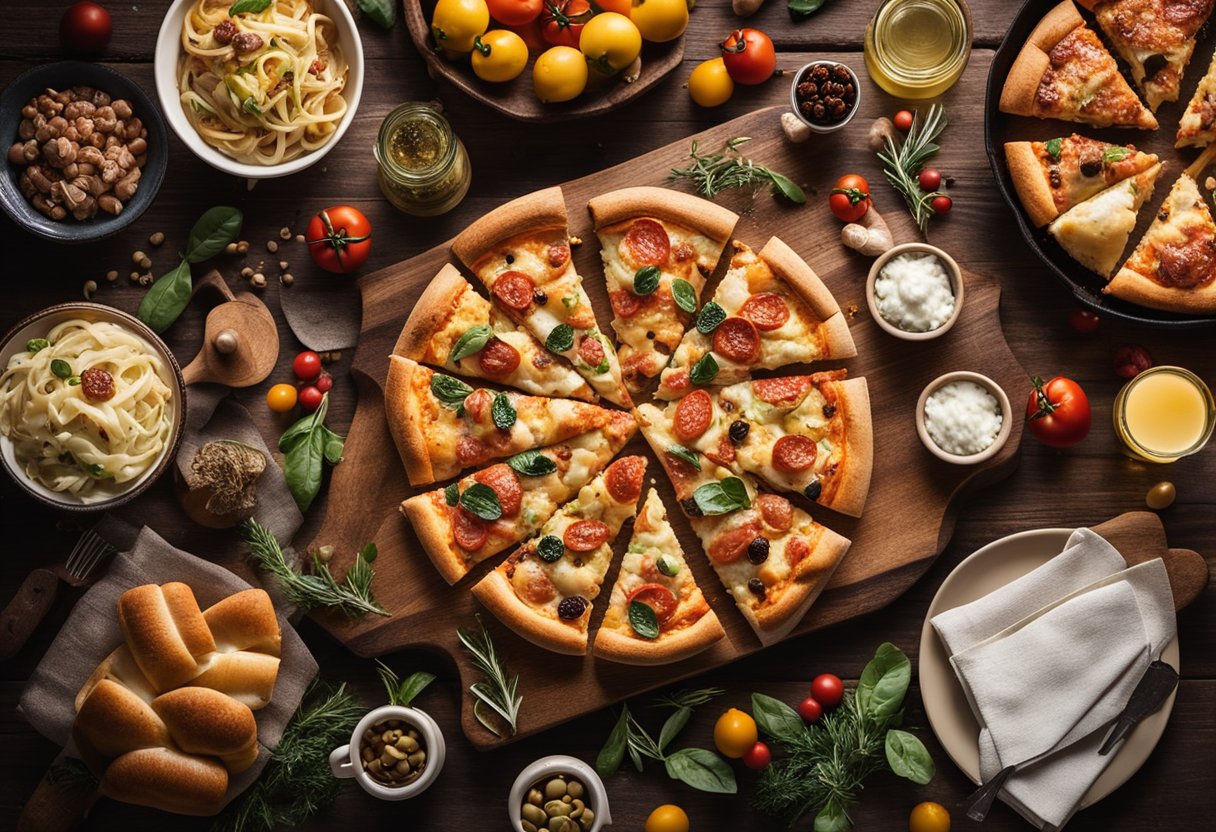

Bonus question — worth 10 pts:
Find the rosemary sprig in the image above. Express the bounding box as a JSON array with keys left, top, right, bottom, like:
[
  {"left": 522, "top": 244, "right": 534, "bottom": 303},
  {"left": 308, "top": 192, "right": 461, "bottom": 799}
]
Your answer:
[
  {"left": 242, "top": 519, "right": 388, "bottom": 618},
  {"left": 669, "top": 137, "right": 807, "bottom": 204},
  {"left": 457, "top": 614, "right": 522, "bottom": 737},
  {"left": 877, "top": 103, "right": 948, "bottom": 235},
  {"left": 376, "top": 660, "right": 437, "bottom": 707}
]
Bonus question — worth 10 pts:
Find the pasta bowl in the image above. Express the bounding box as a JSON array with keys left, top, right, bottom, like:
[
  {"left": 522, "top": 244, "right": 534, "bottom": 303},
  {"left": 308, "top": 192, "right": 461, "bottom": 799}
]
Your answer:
[
  {"left": 0, "top": 303, "right": 186, "bottom": 512},
  {"left": 153, "top": 0, "right": 364, "bottom": 180}
]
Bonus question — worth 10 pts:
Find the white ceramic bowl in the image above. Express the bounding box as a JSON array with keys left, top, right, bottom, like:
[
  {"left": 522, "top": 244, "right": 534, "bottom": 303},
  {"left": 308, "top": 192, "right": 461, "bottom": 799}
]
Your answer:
[
  {"left": 329, "top": 705, "right": 446, "bottom": 801},
  {"left": 154, "top": 0, "right": 364, "bottom": 180},
  {"left": 866, "top": 242, "right": 965, "bottom": 341},
  {"left": 788, "top": 60, "right": 862, "bottom": 134},
  {"left": 915, "top": 371, "right": 1012, "bottom": 465},
  {"left": 509, "top": 755, "right": 612, "bottom": 832}
]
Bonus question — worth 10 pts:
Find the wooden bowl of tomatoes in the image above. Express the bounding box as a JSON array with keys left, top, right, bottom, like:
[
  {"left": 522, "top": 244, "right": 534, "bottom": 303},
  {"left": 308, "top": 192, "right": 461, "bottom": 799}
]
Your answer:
[{"left": 402, "top": 0, "right": 687, "bottom": 122}]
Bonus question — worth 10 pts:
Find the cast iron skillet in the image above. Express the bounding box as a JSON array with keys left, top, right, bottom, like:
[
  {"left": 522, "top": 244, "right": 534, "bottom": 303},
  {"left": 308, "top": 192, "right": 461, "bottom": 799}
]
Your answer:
[{"left": 984, "top": 0, "right": 1216, "bottom": 328}]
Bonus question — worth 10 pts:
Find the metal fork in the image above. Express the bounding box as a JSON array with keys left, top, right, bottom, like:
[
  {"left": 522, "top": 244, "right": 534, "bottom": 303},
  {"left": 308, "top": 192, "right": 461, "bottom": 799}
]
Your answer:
[{"left": 0, "top": 528, "right": 115, "bottom": 660}]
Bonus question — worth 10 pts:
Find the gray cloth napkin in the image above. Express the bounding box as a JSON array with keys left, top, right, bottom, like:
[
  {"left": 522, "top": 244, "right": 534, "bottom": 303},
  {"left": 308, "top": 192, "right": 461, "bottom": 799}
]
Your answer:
[
  {"left": 278, "top": 275, "right": 360, "bottom": 351},
  {"left": 18, "top": 525, "right": 319, "bottom": 812}
]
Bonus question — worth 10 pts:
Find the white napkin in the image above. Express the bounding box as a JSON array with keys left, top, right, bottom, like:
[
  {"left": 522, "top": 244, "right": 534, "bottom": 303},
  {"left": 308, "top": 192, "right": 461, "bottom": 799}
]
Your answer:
[{"left": 932, "top": 529, "right": 1177, "bottom": 830}]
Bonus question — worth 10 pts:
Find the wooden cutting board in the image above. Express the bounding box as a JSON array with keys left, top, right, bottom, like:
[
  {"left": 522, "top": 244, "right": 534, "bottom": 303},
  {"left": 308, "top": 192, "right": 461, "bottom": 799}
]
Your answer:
[{"left": 306, "top": 105, "right": 1031, "bottom": 749}]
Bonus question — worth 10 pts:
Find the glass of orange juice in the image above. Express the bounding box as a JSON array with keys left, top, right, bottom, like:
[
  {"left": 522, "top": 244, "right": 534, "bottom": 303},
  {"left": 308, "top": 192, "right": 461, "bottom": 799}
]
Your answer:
[{"left": 1113, "top": 366, "right": 1215, "bottom": 463}]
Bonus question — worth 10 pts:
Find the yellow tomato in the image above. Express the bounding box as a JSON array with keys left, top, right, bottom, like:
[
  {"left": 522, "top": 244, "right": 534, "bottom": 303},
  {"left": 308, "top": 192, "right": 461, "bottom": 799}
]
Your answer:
[
  {"left": 629, "top": 0, "right": 688, "bottom": 43},
  {"left": 431, "top": 0, "right": 490, "bottom": 55},
  {"left": 533, "top": 45, "right": 589, "bottom": 102},
  {"left": 909, "top": 801, "right": 951, "bottom": 832},
  {"left": 579, "top": 12, "right": 642, "bottom": 75},
  {"left": 712, "top": 707, "right": 758, "bottom": 759},
  {"left": 266, "top": 383, "right": 298, "bottom": 413},
  {"left": 471, "top": 30, "right": 528, "bottom": 82},
  {"left": 688, "top": 57, "right": 733, "bottom": 107},
  {"left": 644, "top": 804, "right": 690, "bottom": 832}
]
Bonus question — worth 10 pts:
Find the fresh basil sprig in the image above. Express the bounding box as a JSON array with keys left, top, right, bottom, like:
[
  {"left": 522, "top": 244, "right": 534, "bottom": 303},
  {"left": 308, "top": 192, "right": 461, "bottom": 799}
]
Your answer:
[
  {"left": 696, "top": 302, "right": 726, "bottom": 334},
  {"left": 692, "top": 477, "right": 750, "bottom": 515},
  {"left": 356, "top": 0, "right": 396, "bottom": 28},
  {"left": 229, "top": 0, "right": 272, "bottom": 14},
  {"left": 279, "top": 393, "right": 345, "bottom": 512},
  {"left": 491, "top": 392, "right": 516, "bottom": 429},
  {"left": 751, "top": 693, "right": 805, "bottom": 744},
  {"left": 460, "top": 482, "right": 502, "bottom": 521},
  {"left": 443, "top": 483, "right": 460, "bottom": 506},
  {"left": 633, "top": 265, "right": 661, "bottom": 296},
  {"left": 537, "top": 534, "right": 565, "bottom": 562},
  {"left": 628, "top": 600, "right": 659, "bottom": 639},
  {"left": 430, "top": 373, "right": 473, "bottom": 410},
  {"left": 138, "top": 206, "right": 243, "bottom": 333},
  {"left": 689, "top": 353, "right": 719, "bottom": 386},
  {"left": 450, "top": 324, "right": 493, "bottom": 362},
  {"left": 545, "top": 324, "right": 575, "bottom": 354},
  {"left": 507, "top": 449, "right": 557, "bottom": 477},
  {"left": 671, "top": 278, "right": 697, "bottom": 314},
  {"left": 666, "top": 445, "right": 701, "bottom": 470}
]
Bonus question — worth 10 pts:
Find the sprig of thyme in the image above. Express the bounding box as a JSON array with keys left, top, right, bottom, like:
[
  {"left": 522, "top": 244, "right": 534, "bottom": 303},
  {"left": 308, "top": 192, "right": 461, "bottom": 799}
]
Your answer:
[
  {"left": 669, "top": 137, "right": 807, "bottom": 204},
  {"left": 458, "top": 614, "right": 522, "bottom": 737},
  {"left": 877, "top": 103, "right": 948, "bottom": 234}
]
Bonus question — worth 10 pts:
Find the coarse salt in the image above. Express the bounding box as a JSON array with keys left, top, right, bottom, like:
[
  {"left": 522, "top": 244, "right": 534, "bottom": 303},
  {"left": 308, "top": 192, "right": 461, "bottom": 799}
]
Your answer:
[
  {"left": 924, "top": 381, "right": 1003, "bottom": 456},
  {"left": 874, "top": 252, "right": 956, "bottom": 332}
]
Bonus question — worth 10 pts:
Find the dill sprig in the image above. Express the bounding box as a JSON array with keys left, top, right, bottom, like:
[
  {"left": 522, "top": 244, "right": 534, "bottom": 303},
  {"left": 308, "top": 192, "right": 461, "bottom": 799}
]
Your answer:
[
  {"left": 458, "top": 614, "right": 522, "bottom": 737},
  {"left": 669, "top": 137, "right": 807, "bottom": 204},
  {"left": 242, "top": 519, "right": 388, "bottom": 618},
  {"left": 877, "top": 103, "right": 948, "bottom": 234}
]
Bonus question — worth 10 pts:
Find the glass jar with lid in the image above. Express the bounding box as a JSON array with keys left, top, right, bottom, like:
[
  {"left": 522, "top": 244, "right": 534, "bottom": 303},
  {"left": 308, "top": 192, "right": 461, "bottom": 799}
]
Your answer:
[
  {"left": 864, "top": 0, "right": 972, "bottom": 99},
  {"left": 374, "top": 102, "right": 471, "bottom": 216}
]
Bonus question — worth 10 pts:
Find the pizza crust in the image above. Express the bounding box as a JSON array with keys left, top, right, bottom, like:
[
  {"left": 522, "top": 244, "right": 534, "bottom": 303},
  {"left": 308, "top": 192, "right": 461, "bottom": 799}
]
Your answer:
[
  {"left": 1005, "top": 141, "right": 1060, "bottom": 227},
  {"left": 451, "top": 186, "right": 568, "bottom": 270},
  {"left": 384, "top": 355, "right": 435, "bottom": 486},
  {"left": 394, "top": 263, "right": 468, "bottom": 362},
  {"left": 758, "top": 236, "right": 840, "bottom": 322},
  {"left": 999, "top": 0, "right": 1080, "bottom": 118},
  {"left": 470, "top": 570, "right": 588, "bottom": 655},
  {"left": 1105, "top": 267, "right": 1216, "bottom": 312},
  {"left": 824, "top": 378, "right": 873, "bottom": 518},
  {"left": 752, "top": 526, "right": 851, "bottom": 645},
  {"left": 587, "top": 187, "right": 739, "bottom": 243},
  {"left": 398, "top": 494, "right": 469, "bottom": 585},
  {"left": 592, "top": 610, "right": 726, "bottom": 666}
]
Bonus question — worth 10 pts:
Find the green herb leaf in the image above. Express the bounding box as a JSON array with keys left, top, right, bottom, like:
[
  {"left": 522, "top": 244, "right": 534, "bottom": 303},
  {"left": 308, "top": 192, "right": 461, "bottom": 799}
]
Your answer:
[
  {"left": 658, "top": 706, "right": 692, "bottom": 752},
  {"left": 320, "top": 426, "right": 345, "bottom": 465},
  {"left": 666, "top": 445, "right": 701, "bottom": 470},
  {"left": 1044, "top": 137, "right": 1063, "bottom": 160},
  {"left": 545, "top": 323, "right": 574, "bottom": 354},
  {"left": 597, "top": 705, "right": 631, "bottom": 777},
  {"left": 689, "top": 353, "right": 719, "bottom": 386},
  {"left": 885, "top": 729, "right": 935, "bottom": 785},
  {"left": 229, "top": 0, "right": 272, "bottom": 14},
  {"left": 696, "top": 302, "right": 726, "bottom": 334},
  {"left": 751, "top": 693, "right": 804, "bottom": 744},
  {"left": 68, "top": 377, "right": 81, "bottom": 386},
  {"left": 768, "top": 170, "right": 808, "bottom": 204},
  {"left": 628, "top": 600, "right": 660, "bottom": 639},
  {"left": 507, "top": 449, "right": 557, "bottom": 477},
  {"left": 50, "top": 359, "right": 72, "bottom": 379},
  {"left": 656, "top": 554, "right": 680, "bottom": 577},
  {"left": 356, "top": 0, "right": 396, "bottom": 27},
  {"left": 377, "top": 661, "right": 436, "bottom": 707},
  {"left": 857, "top": 642, "right": 911, "bottom": 720},
  {"left": 443, "top": 483, "right": 459, "bottom": 506},
  {"left": 491, "top": 392, "right": 516, "bottom": 430},
  {"left": 692, "top": 477, "right": 750, "bottom": 515},
  {"left": 137, "top": 259, "right": 193, "bottom": 334},
  {"left": 25, "top": 338, "right": 49, "bottom": 354},
  {"left": 672, "top": 278, "right": 697, "bottom": 313},
  {"left": 458, "top": 614, "right": 522, "bottom": 737},
  {"left": 814, "top": 804, "right": 851, "bottom": 832},
  {"left": 430, "top": 373, "right": 473, "bottom": 410},
  {"left": 788, "top": 0, "right": 829, "bottom": 20},
  {"left": 450, "top": 324, "right": 494, "bottom": 362},
  {"left": 664, "top": 748, "right": 737, "bottom": 794},
  {"left": 185, "top": 206, "right": 243, "bottom": 263},
  {"left": 562, "top": 294, "right": 579, "bottom": 309},
  {"left": 537, "top": 535, "right": 565, "bottom": 562},
  {"left": 1103, "top": 145, "right": 1131, "bottom": 163},
  {"left": 633, "top": 265, "right": 662, "bottom": 296},
  {"left": 279, "top": 395, "right": 344, "bottom": 513},
  {"left": 460, "top": 482, "right": 502, "bottom": 521}
]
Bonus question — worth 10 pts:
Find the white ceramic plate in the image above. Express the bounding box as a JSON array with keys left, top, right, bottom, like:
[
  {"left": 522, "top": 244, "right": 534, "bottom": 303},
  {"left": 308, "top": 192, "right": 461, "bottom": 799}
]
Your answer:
[{"left": 918, "top": 528, "right": 1180, "bottom": 809}]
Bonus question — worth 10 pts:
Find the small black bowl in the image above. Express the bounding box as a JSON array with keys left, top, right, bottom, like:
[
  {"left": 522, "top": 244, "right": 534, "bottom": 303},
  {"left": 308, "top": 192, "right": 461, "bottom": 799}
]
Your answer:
[{"left": 0, "top": 61, "right": 168, "bottom": 245}]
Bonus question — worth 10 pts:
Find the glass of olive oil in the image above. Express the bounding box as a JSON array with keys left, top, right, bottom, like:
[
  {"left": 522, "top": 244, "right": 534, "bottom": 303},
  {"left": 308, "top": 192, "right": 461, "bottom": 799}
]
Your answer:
[
  {"left": 1114, "top": 366, "right": 1215, "bottom": 463},
  {"left": 374, "top": 103, "right": 471, "bottom": 217},
  {"left": 865, "top": 0, "right": 972, "bottom": 99}
]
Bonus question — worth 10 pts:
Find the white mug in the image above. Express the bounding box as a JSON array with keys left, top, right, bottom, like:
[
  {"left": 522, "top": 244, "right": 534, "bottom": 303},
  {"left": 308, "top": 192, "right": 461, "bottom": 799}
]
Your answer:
[
  {"left": 508, "top": 755, "right": 612, "bottom": 831},
  {"left": 329, "top": 704, "right": 446, "bottom": 800}
]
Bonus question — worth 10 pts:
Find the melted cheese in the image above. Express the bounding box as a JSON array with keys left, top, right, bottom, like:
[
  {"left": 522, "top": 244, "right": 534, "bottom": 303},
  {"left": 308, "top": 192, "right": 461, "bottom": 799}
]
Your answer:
[{"left": 1049, "top": 165, "right": 1160, "bottom": 276}]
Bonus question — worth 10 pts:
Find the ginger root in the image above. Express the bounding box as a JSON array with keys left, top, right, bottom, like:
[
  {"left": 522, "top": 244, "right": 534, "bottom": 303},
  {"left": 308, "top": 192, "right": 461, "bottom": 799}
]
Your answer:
[
  {"left": 842, "top": 206, "right": 894, "bottom": 256},
  {"left": 733, "top": 0, "right": 767, "bottom": 16},
  {"left": 781, "top": 112, "right": 812, "bottom": 144}
]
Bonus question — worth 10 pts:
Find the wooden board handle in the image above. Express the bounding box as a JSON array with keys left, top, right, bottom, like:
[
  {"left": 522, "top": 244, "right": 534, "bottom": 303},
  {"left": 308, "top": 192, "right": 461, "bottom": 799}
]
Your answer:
[
  {"left": 16, "top": 766, "right": 96, "bottom": 832},
  {"left": 0, "top": 568, "right": 59, "bottom": 660}
]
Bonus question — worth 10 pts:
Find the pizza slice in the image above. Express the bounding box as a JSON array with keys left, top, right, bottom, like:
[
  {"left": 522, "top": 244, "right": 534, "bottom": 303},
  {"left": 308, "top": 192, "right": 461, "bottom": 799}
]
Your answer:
[
  {"left": 592, "top": 488, "right": 726, "bottom": 665},
  {"left": 471, "top": 456, "right": 647, "bottom": 655},
  {"left": 1005, "top": 135, "right": 1160, "bottom": 226},
  {"left": 400, "top": 411, "right": 637, "bottom": 584},
  {"left": 636, "top": 404, "right": 850, "bottom": 645},
  {"left": 1176, "top": 47, "right": 1216, "bottom": 147},
  {"left": 587, "top": 187, "right": 739, "bottom": 394},
  {"left": 1047, "top": 162, "right": 1163, "bottom": 276},
  {"left": 999, "top": 0, "right": 1158, "bottom": 130},
  {"left": 1106, "top": 173, "right": 1216, "bottom": 312},
  {"left": 656, "top": 237, "right": 856, "bottom": 400},
  {"left": 396, "top": 263, "right": 596, "bottom": 402},
  {"left": 451, "top": 187, "right": 632, "bottom": 408},
  {"left": 384, "top": 355, "right": 622, "bottom": 486},
  {"left": 1078, "top": 0, "right": 1215, "bottom": 111}
]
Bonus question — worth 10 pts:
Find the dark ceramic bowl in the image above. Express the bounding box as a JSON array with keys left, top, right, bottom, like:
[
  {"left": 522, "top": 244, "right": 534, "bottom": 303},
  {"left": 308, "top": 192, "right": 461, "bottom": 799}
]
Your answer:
[{"left": 0, "top": 61, "right": 168, "bottom": 244}]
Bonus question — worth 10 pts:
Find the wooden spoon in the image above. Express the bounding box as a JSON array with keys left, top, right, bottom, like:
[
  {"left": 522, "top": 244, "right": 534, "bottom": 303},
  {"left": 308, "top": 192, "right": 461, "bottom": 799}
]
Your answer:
[{"left": 181, "top": 270, "right": 278, "bottom": 387}]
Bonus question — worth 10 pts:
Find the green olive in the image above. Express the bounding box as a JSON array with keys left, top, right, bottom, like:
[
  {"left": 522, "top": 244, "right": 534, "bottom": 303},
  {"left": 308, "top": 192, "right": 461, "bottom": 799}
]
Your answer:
[
  {"left": 522, "top": 803, "right": 547, "bottom": 826},
  {"left": 569, "top": 798, "right": 585, "bottom": 818},
  {"left": 566, "top": 780, "right": 584, "bottom": 800},
  {"left": 1147, "top": 481, "right": 1176, "bottom": 510},
  {"left": 544, "top": 778, "right": 568, "bottom": 800},
  {"left": 549, "top": 818, "right": 577, "bottom": 832},
  {"left": 522, "top": 823, "right": 539, "bottom": 832},
  {"left": 544, "top": 799, "right": 573, "bottom": 817},
  {"left": 527, "top": 788, "right": 544, "bottom": 806},
  {"left": 578, "top": 810, "right": 594, "bottom": 830}
]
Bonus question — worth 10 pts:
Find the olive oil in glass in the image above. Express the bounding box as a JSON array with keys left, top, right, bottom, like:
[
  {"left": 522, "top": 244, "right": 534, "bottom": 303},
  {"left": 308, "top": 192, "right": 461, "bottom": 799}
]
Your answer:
[
  {"left": 374, "top": 103, "right": 471, "bottom": 217},
  {"left": 865, "top": 0, "right": 972, "bottom": 99}
]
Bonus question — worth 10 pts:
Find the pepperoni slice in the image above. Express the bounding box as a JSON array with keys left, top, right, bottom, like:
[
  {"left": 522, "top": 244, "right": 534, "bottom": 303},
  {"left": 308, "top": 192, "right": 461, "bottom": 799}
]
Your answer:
[
  {"left": 712, "top": 317, "right": 761, "bottom": 363},
  {"left": 753, "top": 376, "right": 812, "bottom": 406},
  {"left": 564, "top": 519, "right": 611, "bottom": 551},
  {"left": 673, "top": 389, "right": 712, "bottom": 442},
  {"left": 453, "top": 506, "right": 489, "bottom": 551},
  {"left": 474, "top": 464, "right": 523, "bottom": 516},
  {"left": 772, "top": 435, "right": 817, "bottom": 473},
  {"left": 475, "top": 338, "right": 521, "bottom": 376},
  {"left": 663, "top": 368, "right": 691, "bottom": 395},
  {"left": 80, "top": 367, "right": 115, "bottom": 402},
  {"left": 491, "top": 271, "right": 535, "bottom": 311},
  {"left": 627, "top": 583, "right": 679, "bottom": 623},
  {"left": 456, "top": 435, "right": 486, "bottom": 466},
  {"left": 622, "top": 218, "right": 670, "bottom": 266},
  {"left": 739, "top": 292, "right": 790, "bottom": 331},
  {"left": 610, "top": 290, "right": 642, "bottom": 318},
  {"left": 579, "top": 336, "right": 605, "bottom": 367},
  {"left": 786, "top": 536, "right": 811, "bottom": 566},
  {"left": 708, "top": 523, "right": 762, "bottom": 563},
  {"left": 605, "top": 456, "right": 646, "bottom": 503},
  {"left": 755, "top": 493, "right": 793, "bottom": 532},
  {"left": 462, "top": 388, "right": 494, "bottom": 422},
  {"left": 548, "top": 243, "right": 570, "bottom": 269}
]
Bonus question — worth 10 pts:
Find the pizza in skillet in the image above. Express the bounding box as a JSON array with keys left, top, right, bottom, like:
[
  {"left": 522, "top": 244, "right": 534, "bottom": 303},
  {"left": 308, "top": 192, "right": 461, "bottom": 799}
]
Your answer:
[
  {"left": 1177, "top": 48, "right": 1216, "bottom": 147},
  {"left": 656, "top": 238, "right": 856, "bottom": 400},
  {"left": 593, "top": 488, "right": 726, "bottom": 665},
  {"left": 1047, "top": 162, "right": 1163, "bottom": 276},
  {"left": 999, "top": 0, "right": 1158, "bottom": 130},
  {"left": 586, "top": 187, "right": 739, "bottom": 394},
  {"left": 400, "top": 411, "right": 637, "bottom": 584},
  {"left": 451, "top": 187, "right": 632, "bottom": 407},
  {"left": 472, "top": 456, "right": 647, "bottom": 655}
]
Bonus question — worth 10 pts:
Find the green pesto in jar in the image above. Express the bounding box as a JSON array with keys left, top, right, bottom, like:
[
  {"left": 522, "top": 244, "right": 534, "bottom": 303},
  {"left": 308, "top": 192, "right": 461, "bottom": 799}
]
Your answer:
[{"left": 374, "top": 103, "right": 470, "bottom": 216}]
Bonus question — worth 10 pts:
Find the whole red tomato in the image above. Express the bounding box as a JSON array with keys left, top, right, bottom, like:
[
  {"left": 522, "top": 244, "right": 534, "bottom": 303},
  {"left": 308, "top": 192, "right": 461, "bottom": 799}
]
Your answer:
[
  {"left": 60, "top": 1, "right": 112, "bottom": 54},
  {"left": 742, "top": 741, "right": 772, "bottom": 770},
  {"left": 721, "top": 28, "right": 776, "bottom": 85},
  {"left": 811, "top": 674, "right": 844, "bottom": 709},
  {"left": 487, "top": 0, "right": 543, "bottom": 26},
  {"left": 541, "top": 0, "right": 593, "bottom": 48},
  {"left": 1026, "top": 375, "right": 1091, "bottom": 448},
  {"left": 306, "top": 206, "right": 371, "bottom": 273},
  {"left": 829, "top": 174, "right": 870, "bottom": 222}
]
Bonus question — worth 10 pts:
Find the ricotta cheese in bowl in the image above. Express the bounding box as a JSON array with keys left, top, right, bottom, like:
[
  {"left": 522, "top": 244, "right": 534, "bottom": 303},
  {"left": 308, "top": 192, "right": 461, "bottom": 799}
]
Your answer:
[
  {"left": 915, "top": 371, "right": 1013, "bottom": 464},
  {"left": 866, "top": 243, "right": 964, "bottom": 341}
]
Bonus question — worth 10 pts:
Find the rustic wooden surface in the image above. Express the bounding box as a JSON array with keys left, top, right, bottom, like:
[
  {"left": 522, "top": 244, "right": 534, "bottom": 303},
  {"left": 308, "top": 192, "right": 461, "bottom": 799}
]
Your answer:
[{"left": 1, "top": 0, "right": 1214, "bottom": 829}]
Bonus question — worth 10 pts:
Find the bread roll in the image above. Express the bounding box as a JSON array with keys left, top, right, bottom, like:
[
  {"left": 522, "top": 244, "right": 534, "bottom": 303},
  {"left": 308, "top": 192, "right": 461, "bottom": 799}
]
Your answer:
[
  {"left": 74, "top": 679, "right": 170, "bottom": 759},
  {"left": 152, "top": 687, "right": 258, "bottom": 774},
  {"left": 100, "top": 747, "right": 229, "bottom": 816},
  {"left": 188, "top": 651, "right": 281, "bottom": 711},
  {"left": 117, "top": 583, "right": 216, "bottom": 692},
  {"left": 203, "top": 589, "right": 281, "bottom": 657},
  {"left": 74, "top": 645, "right": 157, "bottom": 712}
]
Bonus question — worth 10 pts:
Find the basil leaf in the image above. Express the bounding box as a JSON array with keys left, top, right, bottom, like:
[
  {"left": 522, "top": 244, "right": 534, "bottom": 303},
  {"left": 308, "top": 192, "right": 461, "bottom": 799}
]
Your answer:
[
  {"left": 633, "top": 265, "right": 662, "bottom": 296},
  {"left": 671, "top": 278, "right": 697, "bottom": 313},
  {"left": 692, "top": 477, "right": 750, "bottom": 515},
  {"left": 459, "top": 482, "right": 502, "bottom": 521},
  {"left": 656, "top": 554, "right": 680, "bottom": 577},
  {"left": 137, "top": 259, "right": 193, "bottom": 334},
  {"left": 443, "top": 483, "right": 459, "bottom": 506},
  {"left": 450, "top": 324, "right": 494, "bottom": 362},
  {"left": 689, "top": 353, "right": 719, "bottom": 386},
  {"left": 768, "top": 170, "right": 807, "bottom": 204},
  {"left": 185, "top": 206, "right": 243, "bottom": 263},
  {"left": 50, "top": 359, "right": 72, "bottom": 379},
  {"left": 886, "top": 729, "right": 935, "bottom": 785},
  {"left": 751, "top": 693, "right": 804, "bottom": 744},
  {"left": 279, "top": 397, "right": 325, "bottom": 452},
  {"left": 658, "top": 706, "right": 691, "bottom": 753},
  {"left": 696, "top": 302, "right": 726, "bottom": 334},
  {"left": 430, "top": 373, "right": 473, "bottom": 410},
  {"left": 1103, "top": 145, "right": 1131, "bottom": 163},
  {"left": 628, "top": 600, "right": 660, "bottom": 639},
  {"left": 320, "top": 426, "right": 345, "bottom": 465},
  {"left": 284, "top": 415, "right": 326, "bottom": 512},
  {"left": 359, "top": 542, "right": 378, "bottom": 564},
  {"left": 394, "top": 671, "right": 436, "bottom": 706},
  {"left": 788, "top": 0, "right": 828, "bottom": 21},
  {"left": 229, "top": 0, "right": 272, "bottom": 15},
  {"left": 857, "top": 642, "right": 912, "bottom": 721},
  {"left": 507, "top": 449, "right": 557, "bottom": 477},
  {"left": 545, "top": 323, "right": 574, "bottom": 354},
  {"left": 25, "top": 338, "right": 49, "bottom": 354},
  {"left": 666, "top": 445, "right": 701, "bottom": 470},
  {"left": 491, "top": 392, "right": 516, "bottom": 430},
  {"left": 813, "top": 803, "right": 850, "bottom": 832},
  {"left": 356, "top": 0, "right": 396, "bottom": 28},
  {"left": 1044, "top": 137, "right": 1063, "bottom": 160},
  {"left": 663, "top": 748, "right": 737, "bottom": 794},
  {"left": 536, "top": 535, "right": 565, "bottom": 562},
  {"left": 596, "top": 705, "right": 630, "bottom": 778}
]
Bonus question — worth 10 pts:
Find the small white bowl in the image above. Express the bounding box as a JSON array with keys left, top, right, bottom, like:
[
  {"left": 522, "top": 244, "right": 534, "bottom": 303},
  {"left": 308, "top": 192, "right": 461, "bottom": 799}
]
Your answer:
[
  {"left": 866, "top": 242, "right": 965, "bottom": 341},
  {"left": 154, "top": 0, "right": 364, "bottom": 180},
  {"left": 916, "top": 371, "right": 1012, "bottom": 465},
  {"left": 508, "top": 755, "right": 612, "bottom": 832},
  {"left": 789, "top": 60, "right": 862, "bottom": 134},
  {"left": 329, "top": 705, "right": 446, "bottom": 801}
]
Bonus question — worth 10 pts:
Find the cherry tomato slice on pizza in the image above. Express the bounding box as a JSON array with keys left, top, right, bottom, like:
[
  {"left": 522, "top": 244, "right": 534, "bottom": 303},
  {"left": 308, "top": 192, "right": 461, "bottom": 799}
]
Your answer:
[
  {"left": 627, "top": 583, "right": 679, "bottom": 623},
  {"left": 478, "top": 338, "right": 521, "bottom": 375},
  {"left": 755, "top": 493, "right": 793, "bottom": 532},
  {"left": 453, "top": 506, "right": 490, "bottom": 550},
  {"left": 492, "top": 271, "right": 536, "bottom": 311}
]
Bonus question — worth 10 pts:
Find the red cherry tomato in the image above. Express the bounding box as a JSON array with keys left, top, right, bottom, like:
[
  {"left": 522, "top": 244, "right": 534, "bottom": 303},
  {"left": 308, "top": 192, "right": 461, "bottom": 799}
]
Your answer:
[
  {"left": 720, "top": 28, "right": 776, "bottom": 86},
  {"left": 293, "top": 351, "right": 322, "bottom": 382},
  {"left": 305, "top": 206, "right": 372, "bottom": 274},
  {"left": 315, "top": 371, "right": 334, "bottom": 393},
  {"left": 918, "top": 167, "right": 942, "bottom": 191},
  {"left": 828, "top": 174, "right": 871, "bottom": 222},
  {"left": 811, "top": 674, "right": 844, "bottom": 709},
  {"left": 487, "top": 0, "right": 544, "bottom": 26},
  {"left": 893, "top": 109, "right": 915, "bottom": 132},
  {"left": 1114, "top": 345, "right": 1153, "bottom": 379},
  {"left": 1026, "top": 375, "right": 1091, "bottom": 448},
  {"left": 1068, "top": 308, "right": 1101, "bottom": 334},
  {"left": 798, "top": 696, "right": 822, "bottom": 722},
  {"left": 541, "top": 0, "right": 593, "bottom": 48},
  {"left": 931, "top": 195, "right": 953, "bottom": 215},
  {"left": 298, "top": 386, "right": 324, "bottom": 413},
  {"left": 60, "top": 2, "right": 112, "bottom": 54},
  {"left": 742, "top": 741, "right": 772, "bottom": 770}
]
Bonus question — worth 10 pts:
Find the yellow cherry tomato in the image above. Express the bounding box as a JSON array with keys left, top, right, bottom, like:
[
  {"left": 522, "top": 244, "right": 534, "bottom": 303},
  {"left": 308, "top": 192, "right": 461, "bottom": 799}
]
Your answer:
[
  {"left": 909, "top": 801, "right": 951, "bottom": 832},
  {"left": 688, "top": 57, "right": 733, "bottom": 107},
  {"left": 266, "top": 383, "right": 298, "bottom": 413},
  {"left": 471, "top": 29, "right": 528, "bottom": 82},
  {"left": 579, "top": 12, "right": 642, "bottom": 75},
  {"left": 629, "top": 0, "right": 688, "bottom": 43},
  {"left": 431, "top": 0, "right": 490, "bottom": 55},
  {"left": 533, "top": 45, "right": 589, "bottom": 102},
  {"left": 644, "top": 804, "right": 690, "bottom": 832},
  {"left": 712, "top": 707, "right": 758, "bottom": 759}
]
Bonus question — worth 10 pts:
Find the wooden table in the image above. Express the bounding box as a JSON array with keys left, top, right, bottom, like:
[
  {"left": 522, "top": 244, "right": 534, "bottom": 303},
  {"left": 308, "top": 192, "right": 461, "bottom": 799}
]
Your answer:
[{"left": 2, "top": 1, "right": 1213, "bottom": 829}]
